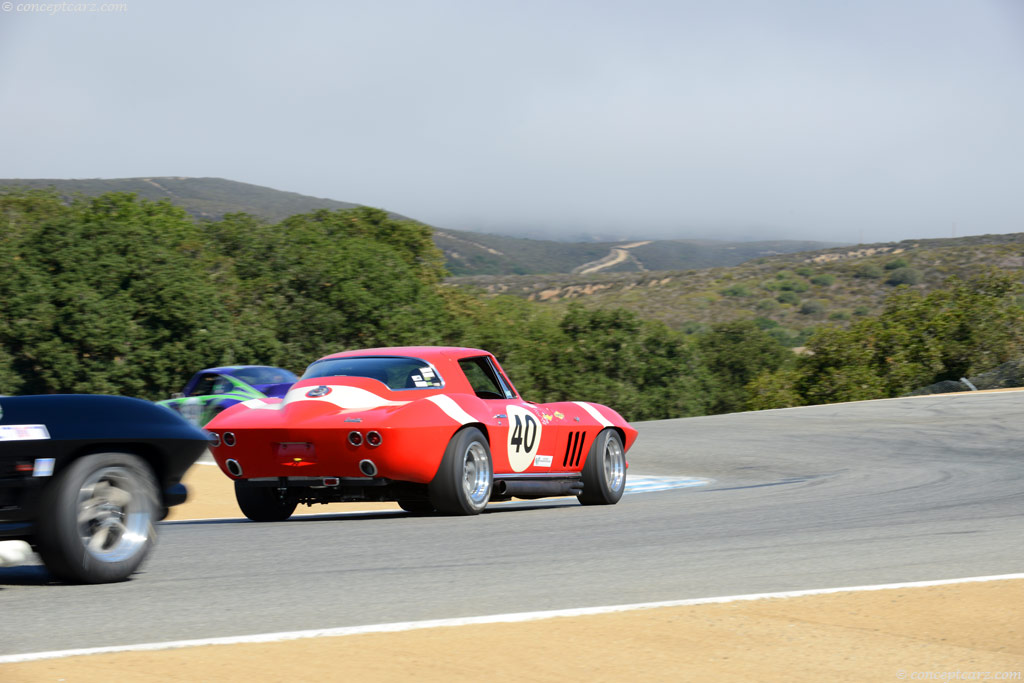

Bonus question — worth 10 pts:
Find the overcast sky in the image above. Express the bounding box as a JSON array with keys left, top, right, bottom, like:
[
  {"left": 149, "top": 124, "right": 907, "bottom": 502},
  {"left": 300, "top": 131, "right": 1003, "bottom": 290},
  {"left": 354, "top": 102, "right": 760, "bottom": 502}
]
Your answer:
[{"left": 2, "top": 0, "right": 1022, "bottom": 243}]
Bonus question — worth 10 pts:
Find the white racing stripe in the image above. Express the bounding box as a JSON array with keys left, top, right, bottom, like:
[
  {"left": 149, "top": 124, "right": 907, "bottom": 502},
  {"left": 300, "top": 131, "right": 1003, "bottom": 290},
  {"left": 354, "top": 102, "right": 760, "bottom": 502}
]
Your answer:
[
  {"left": 426, "top": 394, "right": 476, "bottom": 425},
  {"left": 572, "top": 401, "right": 613, "bottom": 427},
  {"left": 2, "top": 573, "right": 1022, "bottom": 663}
]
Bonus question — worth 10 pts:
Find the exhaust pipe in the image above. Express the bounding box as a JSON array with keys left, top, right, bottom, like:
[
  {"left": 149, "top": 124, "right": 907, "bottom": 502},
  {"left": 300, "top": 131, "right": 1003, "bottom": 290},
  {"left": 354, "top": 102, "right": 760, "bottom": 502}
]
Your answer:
[
  {"left": 359, "top": 459, "right": 378, "bottom": 477},
  {"left": 225, "top": 459, "right": 243, "bottom": 477}
]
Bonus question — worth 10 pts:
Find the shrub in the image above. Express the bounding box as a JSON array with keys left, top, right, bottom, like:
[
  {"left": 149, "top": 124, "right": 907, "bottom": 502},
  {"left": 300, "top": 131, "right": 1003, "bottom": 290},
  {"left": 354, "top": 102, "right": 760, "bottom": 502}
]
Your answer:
[
  {"left": 810, "top": 274, "right": 836, "bottom": 287},
  {"left": 829, "top": 310, "right": 851, "bottom": 321},
  {"left": 886, "top": 267, "right": 923, "bottom": 286},
  {"left": 756, "top": 298, "right": 780, "bottom": 312},
  {"left": 794, "top": 266, "right": 814, "bottom": 277},
  {"left": 885, "top": 258, "right": 909, "bottom": 270},
  {"left": 800, "top": 300, "right": 826, "bottom": 316},
  {"left": 853, "top": 306, "right": 871, "bottom": 316},
  {"left": 855, "top": 264, "right": 884, "bottom": 279},
  {"left": 777, "top": 291, "right": 800, "bottom": 305},
  {"left": 720, "top": 284, "right": 752, "bottom": 297},
  {"left": 778, "top": 279, "right": 809, "bottom": 292}
]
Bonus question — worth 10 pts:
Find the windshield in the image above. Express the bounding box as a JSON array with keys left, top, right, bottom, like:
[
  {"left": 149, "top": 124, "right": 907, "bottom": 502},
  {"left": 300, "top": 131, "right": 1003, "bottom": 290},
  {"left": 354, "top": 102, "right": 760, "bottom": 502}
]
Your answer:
[
  {"left": 231, "top": 367, "right": 298, "bottom": 386},
  {"left": 301, "top": 356, "right": 443, "bottom": 390}
]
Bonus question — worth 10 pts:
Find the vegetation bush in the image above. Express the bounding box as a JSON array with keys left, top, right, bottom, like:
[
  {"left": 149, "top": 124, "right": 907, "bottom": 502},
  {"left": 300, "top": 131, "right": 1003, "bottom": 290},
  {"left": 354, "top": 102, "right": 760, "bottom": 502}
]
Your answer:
[
  {"left": 886, "top": 267, "right": 923, "bottom": 286},
  {"left": 810, "top": 274, "right": 836, "bottom": 287},
  {"left": 856, "top": 263, "right": 884, "bottom": 279},
  {"left": 799, "top": 301, "right": 826, "bottom": 316},
  {"left": 777, "top": 291, "right": 800, "bottom": 305},
  {"left": 885, "top": 258, "right": 909, "bottom": 270},
  {"left": 720, "top": 284, "right": 752, "bottom": 297}
]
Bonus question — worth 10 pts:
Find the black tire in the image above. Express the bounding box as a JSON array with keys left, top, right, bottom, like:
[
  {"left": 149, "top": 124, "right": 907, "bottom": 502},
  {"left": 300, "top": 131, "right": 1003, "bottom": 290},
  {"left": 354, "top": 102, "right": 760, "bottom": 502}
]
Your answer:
[
  {"left": 234, "top": 481, "right": 298, "bottom": 521},
  {"left": 35, "top": 452, "right": 159, "bottom": 584},
  {"left": 578, "top": 429, "right": 627, "bottom": 506},
  {"left": 397, "top": 499, "right": 435, "bottom": 514},
  {"left": 429, "top": 427, "right": 492, "bottom": 515}
]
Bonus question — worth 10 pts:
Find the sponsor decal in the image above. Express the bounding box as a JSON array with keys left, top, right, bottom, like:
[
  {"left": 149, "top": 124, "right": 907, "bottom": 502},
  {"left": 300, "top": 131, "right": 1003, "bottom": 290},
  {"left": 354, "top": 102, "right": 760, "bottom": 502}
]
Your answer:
[
  {"left": 533, "top": 454, "right": 553, "bottom": 467},
  {"left": 553, "top": 411, "right": 565, "bottom": 420},
  {"left": 0, "top": 425, "right": 50, "bottom": 442},
  {"left": 541, "top": 413, "right": 553, "bottom": 423},
  {"left": 420, "top": 367, "right": 435, "bottom": 379},
  {"left": 306, "top": 386, "right": 332, "bottom": 398}
]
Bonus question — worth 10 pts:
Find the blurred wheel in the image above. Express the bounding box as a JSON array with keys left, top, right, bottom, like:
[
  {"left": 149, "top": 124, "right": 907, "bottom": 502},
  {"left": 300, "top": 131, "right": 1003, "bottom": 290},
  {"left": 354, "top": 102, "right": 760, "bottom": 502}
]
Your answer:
[{"left": 36, "top": 452, "right": 158, "bottom": 583}]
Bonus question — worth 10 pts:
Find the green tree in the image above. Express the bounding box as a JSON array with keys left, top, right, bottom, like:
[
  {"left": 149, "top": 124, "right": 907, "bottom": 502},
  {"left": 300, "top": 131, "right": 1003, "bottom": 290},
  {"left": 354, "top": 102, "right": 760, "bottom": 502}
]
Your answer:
[{"left": 696, "top": 320, "right": 792, "bottom": 414}]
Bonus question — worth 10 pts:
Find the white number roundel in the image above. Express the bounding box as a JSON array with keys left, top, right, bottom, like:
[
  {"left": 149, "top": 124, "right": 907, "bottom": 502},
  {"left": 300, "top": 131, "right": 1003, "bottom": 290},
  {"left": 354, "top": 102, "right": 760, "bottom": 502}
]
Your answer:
[{"left": 506, "top": 404, "right": 543, "bottom": 472}]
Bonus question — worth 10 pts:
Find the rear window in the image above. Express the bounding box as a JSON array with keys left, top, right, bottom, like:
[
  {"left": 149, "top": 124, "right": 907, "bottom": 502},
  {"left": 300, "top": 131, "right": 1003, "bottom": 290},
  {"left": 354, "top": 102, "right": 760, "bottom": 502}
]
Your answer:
[{"left": 301, "top": 356, "right": 443, "bottom": 390}]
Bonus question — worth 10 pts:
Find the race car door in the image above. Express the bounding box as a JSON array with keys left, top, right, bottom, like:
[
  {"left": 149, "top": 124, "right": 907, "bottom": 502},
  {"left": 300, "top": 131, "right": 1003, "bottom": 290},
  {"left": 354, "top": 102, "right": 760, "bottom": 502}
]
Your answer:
[{"left": 456, "top": 355, "right": 564, "bottom": 475}]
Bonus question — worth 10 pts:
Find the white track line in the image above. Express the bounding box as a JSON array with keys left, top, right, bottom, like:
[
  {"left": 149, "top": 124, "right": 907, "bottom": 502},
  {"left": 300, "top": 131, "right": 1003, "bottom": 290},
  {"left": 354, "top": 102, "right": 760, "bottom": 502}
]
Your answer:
[{"left": 3, "top": 572, "right": 1022, "bottom": 664}]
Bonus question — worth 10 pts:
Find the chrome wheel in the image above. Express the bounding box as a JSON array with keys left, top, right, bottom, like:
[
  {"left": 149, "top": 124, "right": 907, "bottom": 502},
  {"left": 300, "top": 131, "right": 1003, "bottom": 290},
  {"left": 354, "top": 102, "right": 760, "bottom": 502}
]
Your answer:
[
  {"left": 603, "top": 436, "right": 626, "bottom": 494},
  {"left": 76, "top": 466, "right": 153, "bottom": 563},
  {"left": 462, "top": 441, "right": 492, "bottom": 507},
  {"left": 578, "top": 429, "right": 626, "bottom": 506},
  {"left": 430, "top": 427, "right": 493, "bottom": 515},
  {"left": 36, "top": 452, "right": 159, "bottom": 583}
]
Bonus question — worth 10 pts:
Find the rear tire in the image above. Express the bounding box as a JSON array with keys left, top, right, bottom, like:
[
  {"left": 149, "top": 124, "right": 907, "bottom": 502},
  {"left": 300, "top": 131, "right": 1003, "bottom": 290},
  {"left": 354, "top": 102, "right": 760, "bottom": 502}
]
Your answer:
[
  {"left": 429, "top": 427, "right": 492, "bottom": 515},
  {"left": 35, "top": 452, "right": 159, "bottom": 584},
  {"left": 397, "top": 499, "right": 435, "bottom": 514},
  {"left": 234, "top": 481, "right": 297, "bottom": 521},
  {"left": 578, "top": 429, "right": 626, "bottom": 505}
]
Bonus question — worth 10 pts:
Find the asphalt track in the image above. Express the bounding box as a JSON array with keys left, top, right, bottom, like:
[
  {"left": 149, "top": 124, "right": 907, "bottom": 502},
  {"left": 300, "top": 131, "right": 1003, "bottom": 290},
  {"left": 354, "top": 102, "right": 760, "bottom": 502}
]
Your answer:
[{"left": 2, "top": 392, "right": 1023, "bottom": 657}]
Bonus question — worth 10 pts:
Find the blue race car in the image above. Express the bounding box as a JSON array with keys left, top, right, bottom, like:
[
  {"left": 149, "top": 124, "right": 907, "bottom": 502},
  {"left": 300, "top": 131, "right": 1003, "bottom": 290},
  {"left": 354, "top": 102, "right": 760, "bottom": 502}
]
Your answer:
[{"left": 158, "top": 365, "right": 297, "bottom": 427}]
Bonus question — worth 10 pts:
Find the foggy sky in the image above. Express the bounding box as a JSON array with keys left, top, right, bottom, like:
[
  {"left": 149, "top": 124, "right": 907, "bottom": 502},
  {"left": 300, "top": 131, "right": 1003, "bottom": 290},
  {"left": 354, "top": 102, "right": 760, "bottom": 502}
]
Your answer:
[{"left": 1, "top": 0, "right": 1022, "bottom": 243}]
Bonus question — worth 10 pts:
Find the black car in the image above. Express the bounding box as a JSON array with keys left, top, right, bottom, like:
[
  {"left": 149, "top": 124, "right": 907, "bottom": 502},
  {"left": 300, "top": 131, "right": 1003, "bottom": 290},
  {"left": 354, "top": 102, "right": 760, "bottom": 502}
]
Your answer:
[{"left": 0, "top": 394, "right": 208, "bottom": 583}]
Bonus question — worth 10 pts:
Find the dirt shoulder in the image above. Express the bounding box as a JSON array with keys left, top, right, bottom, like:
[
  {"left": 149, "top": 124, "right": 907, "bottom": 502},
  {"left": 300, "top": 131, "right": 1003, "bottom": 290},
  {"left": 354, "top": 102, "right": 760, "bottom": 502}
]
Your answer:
[{"left": 5, "top": 579, "right": 1022, "bottom": 682}]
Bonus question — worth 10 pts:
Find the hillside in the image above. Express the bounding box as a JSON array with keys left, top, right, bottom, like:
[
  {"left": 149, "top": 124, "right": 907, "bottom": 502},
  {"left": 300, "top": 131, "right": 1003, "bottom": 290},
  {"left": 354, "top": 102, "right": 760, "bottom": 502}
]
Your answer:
[
  {"left": 450, "top": 232, "right": 1024, "bottom": 339},
  {"left": 1, "top": 177, "right": 839, "bottom": 276},
  {"left": 0, "top": 177, "right": 366, "bottom": 223},
  {"left": 437, "top": 228, "right": 838, "bottom": 276}
]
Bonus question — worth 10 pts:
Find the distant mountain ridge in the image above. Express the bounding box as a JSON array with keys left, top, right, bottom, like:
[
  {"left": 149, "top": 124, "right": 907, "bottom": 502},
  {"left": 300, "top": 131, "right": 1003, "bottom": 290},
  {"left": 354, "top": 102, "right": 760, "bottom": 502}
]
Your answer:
[
  {"left": 0, "top": 176, "right": 366, "bottom": 223},
  {"left": 1, "top": 176, "right": 840, "bottom": 275}
]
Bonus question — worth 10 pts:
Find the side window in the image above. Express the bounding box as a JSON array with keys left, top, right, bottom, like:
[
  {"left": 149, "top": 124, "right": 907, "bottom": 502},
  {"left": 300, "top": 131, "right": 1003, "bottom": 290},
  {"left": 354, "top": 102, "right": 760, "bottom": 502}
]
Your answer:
[
  {"left": 189, "top": 375, "right": 219, "bottom": 397},
  {"left": 459, "top": 357, "right": 504, "bottom": 400},
  {"left": 459, "top": 356, "right": 517, "bottom": 400}
]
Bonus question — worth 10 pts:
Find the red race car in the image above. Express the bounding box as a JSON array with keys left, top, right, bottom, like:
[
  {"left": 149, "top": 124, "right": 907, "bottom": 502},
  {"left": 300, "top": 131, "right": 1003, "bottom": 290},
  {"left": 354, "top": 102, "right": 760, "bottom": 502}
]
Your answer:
[{"left": 206, "top": 346, "right": 637, "bottom": 519}]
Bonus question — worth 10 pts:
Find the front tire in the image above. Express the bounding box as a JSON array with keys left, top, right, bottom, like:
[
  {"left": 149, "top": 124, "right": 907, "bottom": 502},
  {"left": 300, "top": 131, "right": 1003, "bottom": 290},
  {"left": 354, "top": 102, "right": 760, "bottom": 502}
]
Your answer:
[
  {"left": 35, "top": 452, "right": 159, "bottom": 584},
  {"left": 234, "top": 481, "right": 297, "bottom": 521},
  {"left": 429, "top": 427, "right": 492, "bottom": 515},
  {"left": 578, "top": 429, "right": 626, "bottom": 505}
]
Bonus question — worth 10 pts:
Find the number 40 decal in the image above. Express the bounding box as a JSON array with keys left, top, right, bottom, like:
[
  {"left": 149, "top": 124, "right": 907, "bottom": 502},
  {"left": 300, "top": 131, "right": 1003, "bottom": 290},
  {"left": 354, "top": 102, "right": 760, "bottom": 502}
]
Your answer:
[
  {"left": 510, "top": 413, "right": 537, "bottom": 453},
  {"left": 505, "top": 404, "right": 543, "bottom": 472}
]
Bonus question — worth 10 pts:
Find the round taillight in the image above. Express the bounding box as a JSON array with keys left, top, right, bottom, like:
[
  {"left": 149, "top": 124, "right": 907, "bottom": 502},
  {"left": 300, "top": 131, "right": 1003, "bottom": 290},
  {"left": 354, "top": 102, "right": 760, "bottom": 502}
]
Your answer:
[
  {"left": 348, "top": 431, "right": 363, "bottom": 447},
  {"left": 223, "top": 432, "right": 236, "bottom": 447},
  {"left": 208, "top": 432, "right": 221, "bottom": 448},
  {"left": 366, "top": 430, "right": 382, "bottom": 447}
]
